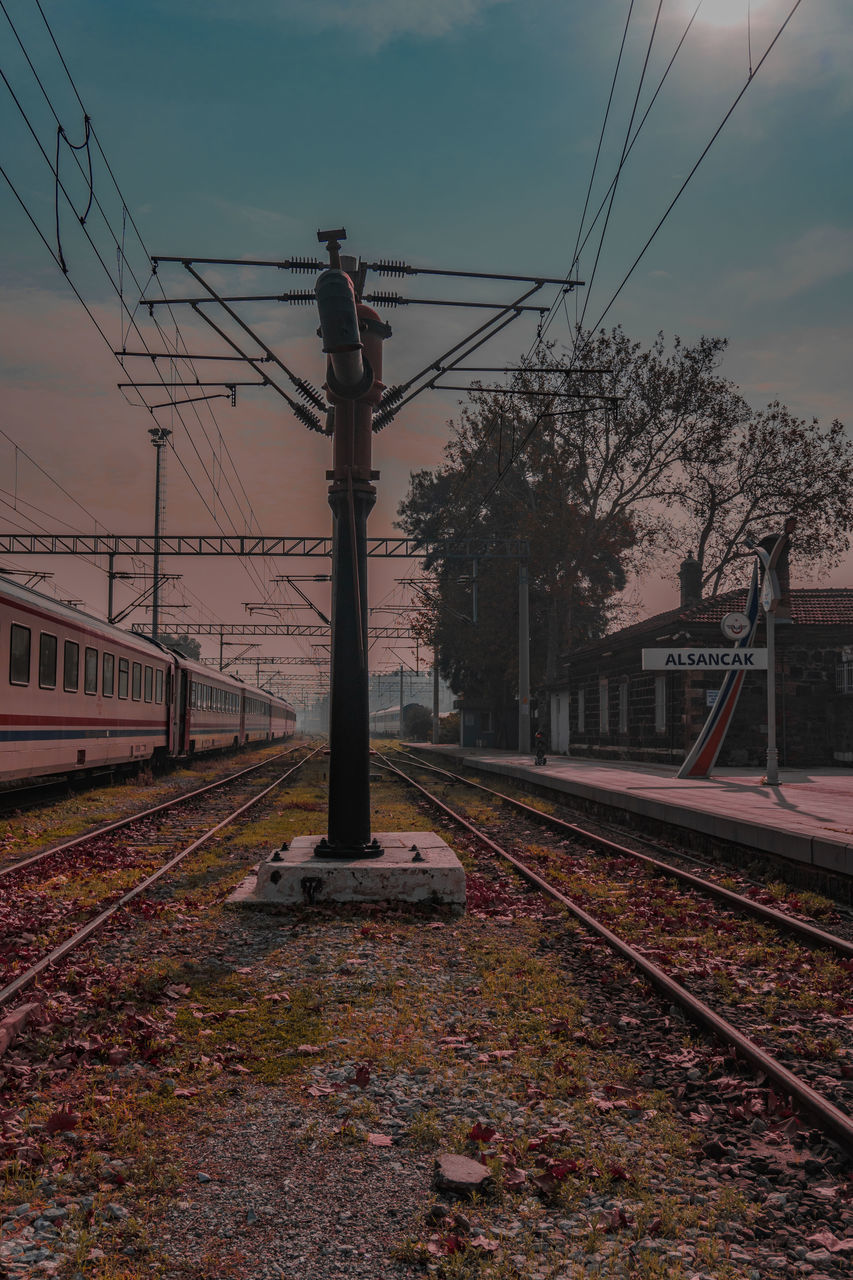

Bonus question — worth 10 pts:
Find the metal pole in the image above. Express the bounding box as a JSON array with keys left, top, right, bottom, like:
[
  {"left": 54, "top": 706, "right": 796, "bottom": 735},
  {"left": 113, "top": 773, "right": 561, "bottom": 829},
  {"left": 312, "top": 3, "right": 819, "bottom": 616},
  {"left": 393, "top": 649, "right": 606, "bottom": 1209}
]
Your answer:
[
  {"left": 107, "top": 552, "right": 115, "bottom": 624},
  {"left": 313, "top": 232, "right": 390, "bottom": 858},
  {"left": 148, "top": 427, "right": 171, "bottom": 641},
  {"left": 518, "top": 559, "right": 531, "bottom": 753},
  {"left": 432, "top": 660, "right": 440, "bottom": 743},
  {"left": 399, "top": 664, "right": 404, "bottom": 738},
  {"left": 323, "top": 428, "right": 376, "bottom": 852},
  {"left": 219, "top": 631, "right": 224, "bottom": 671},
  {"left": 765, "top": 609, "right": 779, "bottom": 785}
]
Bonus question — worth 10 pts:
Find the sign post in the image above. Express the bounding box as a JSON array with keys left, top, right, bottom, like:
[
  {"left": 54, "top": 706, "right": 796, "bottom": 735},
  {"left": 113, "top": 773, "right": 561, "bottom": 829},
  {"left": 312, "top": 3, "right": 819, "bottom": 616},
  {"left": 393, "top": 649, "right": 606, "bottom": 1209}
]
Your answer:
[
  {"left": 674, "top": 562, "right": 761, "bottom": 780},
  {"left": 751, "top": 518, "right": 796, "bottom": 786}
]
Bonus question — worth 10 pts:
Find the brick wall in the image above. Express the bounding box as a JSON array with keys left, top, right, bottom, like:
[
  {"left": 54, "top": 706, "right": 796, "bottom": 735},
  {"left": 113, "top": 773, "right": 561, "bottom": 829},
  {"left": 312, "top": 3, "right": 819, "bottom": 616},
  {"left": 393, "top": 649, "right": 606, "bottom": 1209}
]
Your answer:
[{"left": 552, "top": 620, "right": 853, "bottom": 768}]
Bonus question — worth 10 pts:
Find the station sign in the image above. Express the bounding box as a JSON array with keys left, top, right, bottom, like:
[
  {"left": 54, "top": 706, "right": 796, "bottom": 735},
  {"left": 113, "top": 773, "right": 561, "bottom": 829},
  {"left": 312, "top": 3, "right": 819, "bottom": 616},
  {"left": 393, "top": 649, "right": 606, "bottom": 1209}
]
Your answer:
[{"left": 642, "top": 648, "right": 768, "bottom": 671}]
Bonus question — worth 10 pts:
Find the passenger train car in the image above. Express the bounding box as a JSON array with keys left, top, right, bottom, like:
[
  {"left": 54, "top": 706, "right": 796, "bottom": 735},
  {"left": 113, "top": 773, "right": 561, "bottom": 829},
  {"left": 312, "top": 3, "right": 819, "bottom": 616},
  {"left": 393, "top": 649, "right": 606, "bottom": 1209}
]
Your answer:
[
  {"left": 369, "top": 703, "right": 430, "bottom": 737},
  {"left": 0, "top": 576, "right": 295, "bottom": 784}
]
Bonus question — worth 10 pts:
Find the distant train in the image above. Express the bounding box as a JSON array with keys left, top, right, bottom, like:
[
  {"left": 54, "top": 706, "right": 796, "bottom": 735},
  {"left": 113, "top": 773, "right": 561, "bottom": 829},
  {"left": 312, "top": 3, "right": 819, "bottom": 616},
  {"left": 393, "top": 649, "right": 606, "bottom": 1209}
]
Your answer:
[
  {"left": 369, "top": 702, "right": 431, "bottom": 738},
  {"left": 0, "top": 576, "right": 296, "bottom": 784}
]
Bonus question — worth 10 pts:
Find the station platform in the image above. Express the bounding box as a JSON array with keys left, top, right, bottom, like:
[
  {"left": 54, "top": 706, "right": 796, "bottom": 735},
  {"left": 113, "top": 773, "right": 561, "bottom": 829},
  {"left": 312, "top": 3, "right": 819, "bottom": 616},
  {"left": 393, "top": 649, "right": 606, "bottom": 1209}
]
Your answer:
[{"left": 408, "top": 745, "right": 853, "bottom": 880}]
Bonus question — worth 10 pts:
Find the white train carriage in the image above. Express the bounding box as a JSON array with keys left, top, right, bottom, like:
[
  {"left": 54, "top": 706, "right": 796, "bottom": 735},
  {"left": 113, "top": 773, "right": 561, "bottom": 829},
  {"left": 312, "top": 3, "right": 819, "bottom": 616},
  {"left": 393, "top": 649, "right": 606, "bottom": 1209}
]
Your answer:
[
  {"left": 369, "top": 703, "right": 429, "bottom": 737},
  {"left": 241, "top": 687, "right": 296, "bottom": 743},
  {"left": 1, "top": 577, "right": 298, "bottom": 784},
  {"left": 1, "top": 577, "right": 175, "bottom": 782},
  {"left": 179, "top": 665, "right": 296, "bottom": 754},
  {"left": 180, "top": 662, "right": 247, "bottom": 755},
  {"left": 269, "top": 696, "right": 296, "bottom": 740}
]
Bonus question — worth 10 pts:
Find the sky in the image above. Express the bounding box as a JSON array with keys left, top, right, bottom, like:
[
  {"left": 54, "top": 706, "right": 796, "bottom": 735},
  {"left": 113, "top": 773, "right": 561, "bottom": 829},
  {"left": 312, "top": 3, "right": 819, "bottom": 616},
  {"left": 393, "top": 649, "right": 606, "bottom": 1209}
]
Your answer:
[{"left": 1, "top": 0, "right": 851, "bottom": 705}]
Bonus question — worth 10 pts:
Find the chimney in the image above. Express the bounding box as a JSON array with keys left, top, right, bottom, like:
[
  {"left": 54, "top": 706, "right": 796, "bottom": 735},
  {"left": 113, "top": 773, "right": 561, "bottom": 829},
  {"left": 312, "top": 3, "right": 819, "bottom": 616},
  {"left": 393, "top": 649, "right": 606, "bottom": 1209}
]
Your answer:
[{"left": 678, "top": 551, "right": 702, "bottom": 608}]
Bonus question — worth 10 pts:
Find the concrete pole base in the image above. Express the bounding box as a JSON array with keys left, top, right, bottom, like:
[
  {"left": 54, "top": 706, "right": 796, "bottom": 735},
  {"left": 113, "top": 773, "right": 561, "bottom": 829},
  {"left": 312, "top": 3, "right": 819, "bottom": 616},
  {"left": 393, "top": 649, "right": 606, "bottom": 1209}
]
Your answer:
[{"left": 227, "top": 831, "right": 466, "bottom": 911}]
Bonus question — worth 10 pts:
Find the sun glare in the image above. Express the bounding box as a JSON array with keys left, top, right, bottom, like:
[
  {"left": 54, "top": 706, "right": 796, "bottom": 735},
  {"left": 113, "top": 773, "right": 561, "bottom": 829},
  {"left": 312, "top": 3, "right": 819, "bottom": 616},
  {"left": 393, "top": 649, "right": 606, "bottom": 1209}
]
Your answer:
[{"left": 689, "top": 0, "right": 771, "bottom": 28}]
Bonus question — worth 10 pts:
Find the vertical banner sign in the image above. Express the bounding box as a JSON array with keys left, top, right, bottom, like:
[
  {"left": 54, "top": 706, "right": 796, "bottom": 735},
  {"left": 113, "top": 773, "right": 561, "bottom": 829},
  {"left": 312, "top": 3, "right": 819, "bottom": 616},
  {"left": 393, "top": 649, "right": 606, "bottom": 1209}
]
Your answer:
[{"left": 676, "top": 562, "right": 760, "bottom": 779}]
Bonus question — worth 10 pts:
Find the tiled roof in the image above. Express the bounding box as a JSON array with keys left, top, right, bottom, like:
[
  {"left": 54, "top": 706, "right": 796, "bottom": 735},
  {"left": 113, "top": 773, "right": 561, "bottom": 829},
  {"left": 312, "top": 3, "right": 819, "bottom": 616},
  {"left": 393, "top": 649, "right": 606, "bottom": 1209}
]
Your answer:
[{"left": 570, "top": 588, "right": 853, "bottom": 657}]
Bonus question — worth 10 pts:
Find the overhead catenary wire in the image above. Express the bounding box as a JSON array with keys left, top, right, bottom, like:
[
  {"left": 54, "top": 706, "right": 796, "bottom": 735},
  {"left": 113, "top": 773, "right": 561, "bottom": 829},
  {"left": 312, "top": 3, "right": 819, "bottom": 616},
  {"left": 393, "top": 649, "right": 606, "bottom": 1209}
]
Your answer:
[
  {"left": 533, "top": 1, "right": 702, "bottom": 355},
  {"left": 569, "top": 0, "right": 637, "bottom": 309},
  {"left": 577, "top": 0, "right": 806, "bottom": 345},
  {"left": 0, "top": 7, "right": 280, "bottom": 609},
  {"left": 575, "top": 0, "right": 665, "bottom": 340},
  {"left": 457, "top": 0, "right": 807, "bottom": 529},
  {"left": 29, "top": 0, "right": 279, "bottom": 570},
  {"left": 2, "top": 5, "right": 278, "bottom": 555}
]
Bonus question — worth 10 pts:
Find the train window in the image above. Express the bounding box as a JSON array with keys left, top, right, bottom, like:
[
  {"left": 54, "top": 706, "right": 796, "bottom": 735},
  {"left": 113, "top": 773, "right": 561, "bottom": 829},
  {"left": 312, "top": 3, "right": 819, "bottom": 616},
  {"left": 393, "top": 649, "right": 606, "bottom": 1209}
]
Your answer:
[
  {"left": 39, "top": 633, "right": 57, "bottom": 689},
  {"left": 144, "top": 666, "right": 153, "bottom": 702},
  {"left": 10, "top": 624, "right": 31, "bottom": 685},
  {"left": 63, "top": 641, "right": 79, "bottom": 692},
  {"left": 118, "top": 657, "right": 129, "bottom": 698},
  {"left": 103, "top": 653, "right": 115, "bottom": 697},
  {"left": 132, "top": 662, "right": 142, "bottom": 700},
  {"left": 84, "top": 647, "right": 98, "bottom": 695},
  {"left": 155, "top": 668, "right": 164, "bottom": 703}
]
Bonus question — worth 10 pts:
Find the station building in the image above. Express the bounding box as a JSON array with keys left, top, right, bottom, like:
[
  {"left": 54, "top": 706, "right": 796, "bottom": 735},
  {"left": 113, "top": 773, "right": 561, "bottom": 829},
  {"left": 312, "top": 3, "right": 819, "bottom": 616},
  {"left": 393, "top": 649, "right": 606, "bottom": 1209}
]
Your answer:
[{"left": 548, "top": 581, "right": 853, "bottom": 769}]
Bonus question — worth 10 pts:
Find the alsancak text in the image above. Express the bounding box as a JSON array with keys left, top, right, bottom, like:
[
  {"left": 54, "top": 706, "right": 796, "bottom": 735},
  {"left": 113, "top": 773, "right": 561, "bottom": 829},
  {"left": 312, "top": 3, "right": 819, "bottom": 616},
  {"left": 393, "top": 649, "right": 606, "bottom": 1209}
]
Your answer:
[{"left": 641, "top": 648, "right": 768, "bottom": 671}]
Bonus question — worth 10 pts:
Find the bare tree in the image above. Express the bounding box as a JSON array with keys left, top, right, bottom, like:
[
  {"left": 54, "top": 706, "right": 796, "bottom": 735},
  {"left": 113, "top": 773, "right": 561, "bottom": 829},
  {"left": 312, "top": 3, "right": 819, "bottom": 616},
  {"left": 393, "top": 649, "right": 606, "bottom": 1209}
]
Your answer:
[{"left": 675, "top": 404, "right": 853, "bottom": 593}]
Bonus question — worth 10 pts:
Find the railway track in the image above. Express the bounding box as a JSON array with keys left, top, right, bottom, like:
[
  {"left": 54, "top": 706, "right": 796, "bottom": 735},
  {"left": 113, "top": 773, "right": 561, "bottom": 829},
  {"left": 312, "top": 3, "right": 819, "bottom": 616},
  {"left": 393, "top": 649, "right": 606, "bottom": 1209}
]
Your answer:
[
  {"left": 0, "top": 744, "right": 319, "bottom": 1013},
  {"left": 396, "top": 747, "right": 853, "bottom": 950},
  {"left": 0, "top": 743, "right": 303, "bottom": 879},
  {"left": 378, "top": 749, "right": 853, "bottom": 1157}
]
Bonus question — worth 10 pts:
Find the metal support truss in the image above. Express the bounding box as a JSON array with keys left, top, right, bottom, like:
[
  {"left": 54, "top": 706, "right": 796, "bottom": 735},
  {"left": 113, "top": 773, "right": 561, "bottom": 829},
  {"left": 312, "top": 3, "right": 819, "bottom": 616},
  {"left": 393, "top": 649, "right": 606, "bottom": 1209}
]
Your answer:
[
  {"left": 132, "top": 622, "right": 416, "bottom": 638},
  {"left": 0, "top": 534, "right": 528, "bottom": 559}
]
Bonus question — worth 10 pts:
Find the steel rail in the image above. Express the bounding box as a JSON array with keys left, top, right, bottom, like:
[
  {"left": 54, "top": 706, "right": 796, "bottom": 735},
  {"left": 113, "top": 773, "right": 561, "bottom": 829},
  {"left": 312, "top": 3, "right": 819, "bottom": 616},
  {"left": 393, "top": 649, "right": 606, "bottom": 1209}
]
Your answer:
[
  {"left": 377, "top": 753, "right": 853, "bottom": 1156},
  {"left": 0, "top": 746, "right": 322, "bottom": 1012},
  {"left": 0, "top": 745, "right": 303, "bottom": 880},
  {"left": 396, "top": 748, "right": 853, "bottom": 960}
]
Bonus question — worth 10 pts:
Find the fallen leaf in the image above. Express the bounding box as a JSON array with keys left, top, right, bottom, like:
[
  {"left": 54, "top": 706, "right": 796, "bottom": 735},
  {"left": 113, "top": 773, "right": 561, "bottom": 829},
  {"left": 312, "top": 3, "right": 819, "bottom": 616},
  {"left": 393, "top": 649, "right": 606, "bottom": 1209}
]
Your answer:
[
  {"left": 470, "top": 1235, "right": 499, "bottom": 1252},
  {"left": 366, "top": 1133, "right": 392, "bottom": 1146},
  {"left": 44, "top": 1108, "right": 80, "bottom": 1134}
]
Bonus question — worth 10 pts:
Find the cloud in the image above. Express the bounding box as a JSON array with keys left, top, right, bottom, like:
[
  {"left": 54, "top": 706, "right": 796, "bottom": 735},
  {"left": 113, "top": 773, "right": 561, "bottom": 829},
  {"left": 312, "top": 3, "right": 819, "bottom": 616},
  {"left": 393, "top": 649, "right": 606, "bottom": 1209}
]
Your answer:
[
  {"left": 728, "top": 320, "right": 853, "bottom": 424},
  {"left": 725, "top": 224, "right": 853, "bottom": 306},
  {"left": 179, "top": 0, "right": 514, "bottom": 46}
]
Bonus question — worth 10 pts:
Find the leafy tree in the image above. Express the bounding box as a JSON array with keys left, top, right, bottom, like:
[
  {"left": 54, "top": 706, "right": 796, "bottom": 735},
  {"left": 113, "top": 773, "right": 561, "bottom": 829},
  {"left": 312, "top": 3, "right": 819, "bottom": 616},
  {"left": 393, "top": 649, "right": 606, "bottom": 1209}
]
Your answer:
[
  {"left": 403, "top": 703, "right": 433, "bottom": 741},
  {"left": 159, "top": 632, "right": 202, "bottom": 661},
  {"left": 397, "top": 327, "right": 852, "bottom": 726},
  {"left": 438, "top": 711, "right": 460, "bottom": 743},
  {"left": 398, "top": 328, "right": 733, "bottom": 727}
]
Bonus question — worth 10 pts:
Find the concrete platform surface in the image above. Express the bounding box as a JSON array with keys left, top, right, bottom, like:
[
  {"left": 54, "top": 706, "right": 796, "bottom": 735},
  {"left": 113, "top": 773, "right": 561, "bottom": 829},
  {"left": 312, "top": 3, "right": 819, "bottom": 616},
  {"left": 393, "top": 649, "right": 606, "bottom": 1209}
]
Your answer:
[
  {"left": 228, "top": 830, "right": 466, "bottom": 909},
  {"left": 411, "top": 746, "right": 853, "bottom": 877}
]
